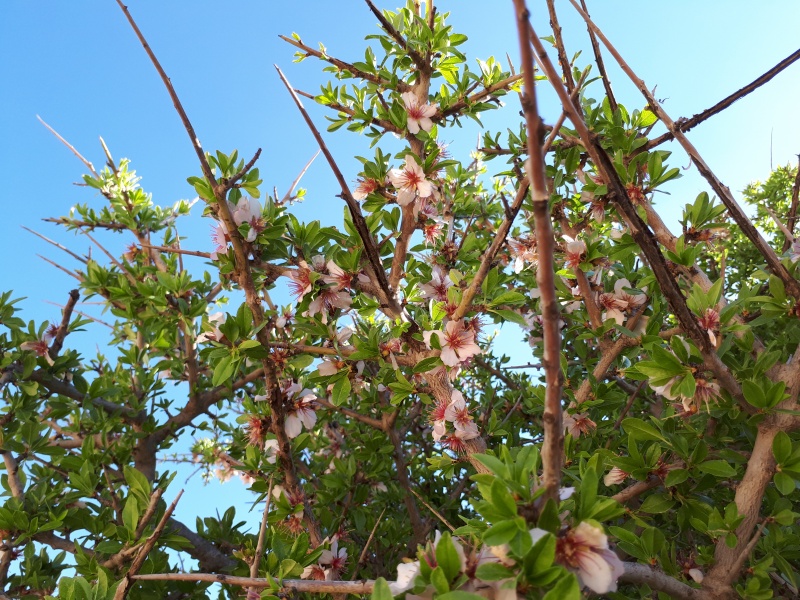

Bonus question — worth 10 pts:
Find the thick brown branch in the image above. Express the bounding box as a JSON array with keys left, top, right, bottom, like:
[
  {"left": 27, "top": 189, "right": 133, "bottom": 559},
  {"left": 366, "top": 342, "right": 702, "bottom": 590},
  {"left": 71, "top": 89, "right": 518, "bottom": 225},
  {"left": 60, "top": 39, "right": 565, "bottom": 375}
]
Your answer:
[
  {"left": 515, "top": 0, "right": 564, "bottom": 506},
  {"left": 620, "top": 562, "right": 704, "bottom": 600},
  {"left": 48, "top": 289, "right": 79, "bottom": 359}
]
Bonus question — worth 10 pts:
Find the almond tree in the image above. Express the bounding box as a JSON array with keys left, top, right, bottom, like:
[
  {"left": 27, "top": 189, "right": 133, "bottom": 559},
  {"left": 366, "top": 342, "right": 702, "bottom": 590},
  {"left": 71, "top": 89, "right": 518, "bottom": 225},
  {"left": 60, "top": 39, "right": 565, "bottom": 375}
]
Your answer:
[{"left": 1, "top": 2, "right": 799, "bottom": 599}]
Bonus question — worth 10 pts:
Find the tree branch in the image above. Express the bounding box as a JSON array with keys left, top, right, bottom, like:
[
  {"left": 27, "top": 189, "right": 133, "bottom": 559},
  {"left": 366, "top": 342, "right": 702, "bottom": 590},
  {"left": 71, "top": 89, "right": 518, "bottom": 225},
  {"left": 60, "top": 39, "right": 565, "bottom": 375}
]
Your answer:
[{"left": 620, "top": 562, "right": 704, "bottom": 600}]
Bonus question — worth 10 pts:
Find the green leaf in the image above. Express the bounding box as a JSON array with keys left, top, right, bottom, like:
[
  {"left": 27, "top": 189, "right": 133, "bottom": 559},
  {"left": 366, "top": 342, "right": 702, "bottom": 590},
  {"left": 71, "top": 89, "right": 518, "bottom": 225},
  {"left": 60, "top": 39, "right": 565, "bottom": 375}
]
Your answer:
[
  {"left": 698, "top": 460, "right": 737, "bottom": 478},
  {"left": 742, "top": 380, "right": 767, "bottom": 408},
  {"left": 542, "top": 573, "right": 581, "bottom": 600},
  {"left": 490, "top": 480, "right": 518, "bottom": 518},
  {"left": 482, "top": 520, "right": 518, "bottom": 546},
  {"left": 621, "top": 418, "right": 666, "bottom": 443},
  {"left": 773, "top": 431, "right": 792, "bottom": 464},
  {"left": 430, "top": 566, "right": 450, "bottom": 595},
  {"left": 639, "top": 493, "right": 676, "bottom": 514},
  {"left": 371, "top": 577, "right": 393, "bottom": 600},
  {"left": 437, "top": 593, "right": 487, "bottom": 600},
  {"left": 122, "top": 496, "right": 139, "bottom": 535},
  {"left": 435, "top": 532, "right": 462, "bottom": 582},
  {"left": 664, "top": 469, "right": 689, "bottom": 487},
  {"left": 475, "top": 562, "right": 515, "bottom": 581},
  {"left": 774, "top": 472, "right": 796, "bottom": 495},
  {"left": 331, "top": 377, "right": 352, "bottom": 407}
]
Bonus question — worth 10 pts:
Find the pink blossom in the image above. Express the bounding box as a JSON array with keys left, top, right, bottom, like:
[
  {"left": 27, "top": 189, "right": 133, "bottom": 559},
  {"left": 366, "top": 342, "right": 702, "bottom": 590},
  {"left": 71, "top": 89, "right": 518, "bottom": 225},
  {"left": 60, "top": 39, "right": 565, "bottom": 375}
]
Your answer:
[
  {"left": 305, "top": 288, "right": 352, "bottom": 324},
  {"left": 389, "top": 155, "right": 434, "bottom": 206},
  {"left": 196, "top": 312, "right": 226, "bottom": 345},
  {"left": 419, "top": 266, "right": 452, "bottom": 302},
  {"left": 562, "top": 235, "right": 587, "bottom": 270},
  {"left": 352, "top": 177, "right": 380, "bottom": 201},
  {"left": 603, "top": 466, "right": 629, "bottom": 486},
  {"left": 287, "top": 262, "right": 313, "bottom": 302},
  {"left": 322, "top": 261, "right": 352, "bottom": 291},
  {"left": 318, "top": 359, "right": 341, "bottom": 376},
  {"left": 507, "top": 236, "right": 538, "bottom": 273},
  {"left": 563, "top": 411, "right": 596, "bottom": 438},
  {"left": 553, "top": 522, "right": 624, "bottom": 594},
  {"left": 210, "top": 222, "right": 229, "bottom": 260},
  {"left": 424, "top": 320, "right": 482, "bottom": 367},
  {"left": 232, "top": 197, "right": 264, "bottom": 242},
  {"left": 283, "top": 383, "right": 318, "bottom": 438},
  {"left": 401, "top": 91, "right": 438, "bottom": 134},
  {"left": 319, "top": 536, "right": 348, "bottom": 579},
  {"left": 20, "top": 338, "right": 54, "bottom": 366},
  {"left": 444, "top": 390, "right": 479, "bottom": 440}
]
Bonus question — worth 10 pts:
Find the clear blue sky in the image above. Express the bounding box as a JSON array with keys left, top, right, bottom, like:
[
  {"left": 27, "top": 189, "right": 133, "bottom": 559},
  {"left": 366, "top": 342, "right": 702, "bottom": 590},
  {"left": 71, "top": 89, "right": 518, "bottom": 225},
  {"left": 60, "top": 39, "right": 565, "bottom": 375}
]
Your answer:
[{"left": 2, "top": 0, "right": 799, "bottom": 552}]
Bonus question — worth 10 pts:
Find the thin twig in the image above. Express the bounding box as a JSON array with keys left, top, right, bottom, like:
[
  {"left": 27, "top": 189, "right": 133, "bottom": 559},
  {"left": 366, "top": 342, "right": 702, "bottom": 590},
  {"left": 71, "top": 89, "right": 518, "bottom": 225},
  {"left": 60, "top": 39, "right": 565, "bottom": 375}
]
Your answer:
[
  {"left": 645, "top": 48, "right": 800, "bottom": 153},
  {"left": 140, "top": 244, "right": 211, "bottom": 259},
  {"left": 579, "top": 0, "right": 617, "bottom": 113},
  {"left": 48, "top": 289, "right": 80, "bottom": 360},
  {"left": 22, "top": 227, "right": 88, "bottom": 264},
  {"left": 409, "top": 487, "right": 455, "bottom": 532},
  {"left": 350, "top": 507, "right": 386, "bottom": 580},
  {"left": 115, "top": 1, "right": 217, "bottom": 186},
  {"left": 113, "top": 490, "right": 184, "bottom": 600},
  {"left": 249, "top": 477, "right": 274, "bottom": 596},
  {"left": 36, "top": 115, "right": 98, "bottom": 177},
  {"left": 281, "top": 151, "right": 320, "bottom": 204}
]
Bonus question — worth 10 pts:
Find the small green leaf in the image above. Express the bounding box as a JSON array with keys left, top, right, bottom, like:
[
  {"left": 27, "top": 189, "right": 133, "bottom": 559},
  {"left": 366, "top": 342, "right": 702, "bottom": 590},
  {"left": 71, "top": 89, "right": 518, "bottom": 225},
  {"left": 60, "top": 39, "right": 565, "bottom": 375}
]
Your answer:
[
  {"left": 435, "top": 532, "right": 462, "bottom": 582},
  {"left": 698, "top": 460, "right": 737, "bottom": 478},
  {"left": 482, "top": 520, "right": 518, "bottom": 546},
  {"left": 639, "top": 493, "right": 676, "bottom": 514},
  {"left": 542, "top": 573, "right": 581, "bottom": 600},
  {"left": 371, "top": 577, "right": 393, "bottom": 600},
  {"left": 773, "top": 431, "right": 792, "bottom": 464}
]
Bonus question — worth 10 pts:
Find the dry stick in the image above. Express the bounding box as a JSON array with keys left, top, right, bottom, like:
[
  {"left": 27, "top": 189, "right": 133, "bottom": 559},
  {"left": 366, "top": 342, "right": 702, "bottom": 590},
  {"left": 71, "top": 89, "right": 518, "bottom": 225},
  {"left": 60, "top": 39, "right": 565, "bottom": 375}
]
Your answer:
[
  {"left": 645, "top": 48, "right": 800, "bottom": 153},
  {"left": 49, "top": 289, "right": 79, "bottom": 359},
  {"left": 113, "top": 490, "right": 184, "bottom": 600},
  {"left": 784, "top": 160, "right": 800, "bottom": 251},
  {"left": 525, "top": 22, "right": 749, "bottom": 415},
  {"left": 579, "top": 0, "right": 617, "bottom": 114},
  {"left": 612, "top": 379, "right": 648, "bottom": 430},
  {"left": 315, "top": 397, "right": 384, "bottom": 429},
  {"left": 350, "top": 507, "right": 386, "bottom": 581},
  {"left": 37, "top": 255, "right": 82, "bottom": 282},
  {"left": 115, "top": 1, "right": 216, "bottom": 186},
  {"left": 36, "top": 116, "right": 99, "bottom": 178},
  {"left": 568, "top": 0, "right": 800, "bottom": 301},
  {"left": 249, "top": 477, "right": 274, "bottom": 598},
  {"left": 514, "top": 0, "right": 564, "bottom": 507},
  {"left": 409, "top": 486, "right": 455, "bottom": 533},
  {"left": 274, "top": 65, "right": 404, "bottom": 322},
  {"left": 132, "top": 573, "right": 375, "bottom": 594},
  {"left": 279, "top": 35, "right": 409, "bottom": 92},
  {"left": 364, "top": 0, "right": 424, "bottom": 67},
  {"left": 22, "top": 227, "right": 88, "bottom": 264},
  {"left": 140, "top": 244, "right": 211, "bottom": 259},
  {"left": 611, "top": 475, "right": 661, "bottom": 505},
  {"left": 281, "top": 151, "right": 320, "bottom": 204},
  {"left": 450, "top": 73, "right": 587, "bottom": 324},
  {"left": 104, "top": 488, "right": 166, "bottom": 570},
  {"left": 545, "top": 0, "right": 575, "bottom": 94}
]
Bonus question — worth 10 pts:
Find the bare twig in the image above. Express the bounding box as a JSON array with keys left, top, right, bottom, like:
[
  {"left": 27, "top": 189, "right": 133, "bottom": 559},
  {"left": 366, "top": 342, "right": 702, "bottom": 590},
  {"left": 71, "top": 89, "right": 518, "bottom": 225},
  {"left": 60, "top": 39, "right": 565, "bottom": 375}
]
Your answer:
[
  {"left": 281, "top": 151, "right": 320, "bottom": 204},
  {"left": 22, "top": 227, "right": 87, "bottom": 264},
  {"left": 364, "top": 0, "right": 424, "bottom": 67},
  {"left": 36, "top": 115, "right": 98, "bottom": 177},
  {"left": 620, "top": 562, "right": 704, "bottom": 600},
  {"left": 350, "top": 507, "right": 386, "bottom": 580},
  {"left": 140, "top": 244, "right": 211, "bottom": 259},
  {"left": 114, "top": 490, "right": 184, "bottom": 600},
  {"left": 645, "top": 48, "right": 800, "bottom": 152},
  {"left": 409, "top": 487, "right": 455, "bottom": 532},
  {"left": 579, "top": 0, "right": 617, "bottom": 113},
  {"left": 49, "top": 289, "right": 79, "bottom": 359},
  {"left": 274, "top": 65, "right": 404, "bottom": 321},
  {"left": 249, "top": 477, "right": 274, "bottom": 597}
]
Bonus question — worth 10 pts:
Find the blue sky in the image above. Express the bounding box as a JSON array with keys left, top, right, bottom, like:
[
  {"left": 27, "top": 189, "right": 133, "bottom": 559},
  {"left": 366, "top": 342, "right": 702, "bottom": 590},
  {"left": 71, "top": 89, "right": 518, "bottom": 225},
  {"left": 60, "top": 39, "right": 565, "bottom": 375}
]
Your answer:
[{"left": 2, "top": 0, "right": 799, "bottom": 558}]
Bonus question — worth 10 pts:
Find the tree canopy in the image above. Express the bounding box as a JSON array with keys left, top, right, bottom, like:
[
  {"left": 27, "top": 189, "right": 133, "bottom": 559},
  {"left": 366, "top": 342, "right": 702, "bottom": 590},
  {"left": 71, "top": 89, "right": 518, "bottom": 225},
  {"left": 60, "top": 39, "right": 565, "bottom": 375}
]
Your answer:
[{"left": 2, "top": 2, "right": 800, "bottom": 600}]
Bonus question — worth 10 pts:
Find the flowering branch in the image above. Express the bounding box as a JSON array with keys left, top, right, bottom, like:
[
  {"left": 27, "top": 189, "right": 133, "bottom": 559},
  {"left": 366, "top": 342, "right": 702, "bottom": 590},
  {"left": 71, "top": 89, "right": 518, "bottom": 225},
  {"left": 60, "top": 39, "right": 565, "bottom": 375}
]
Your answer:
[{"left": 278, "top": 35, "right": 410, "bottom": 92}]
